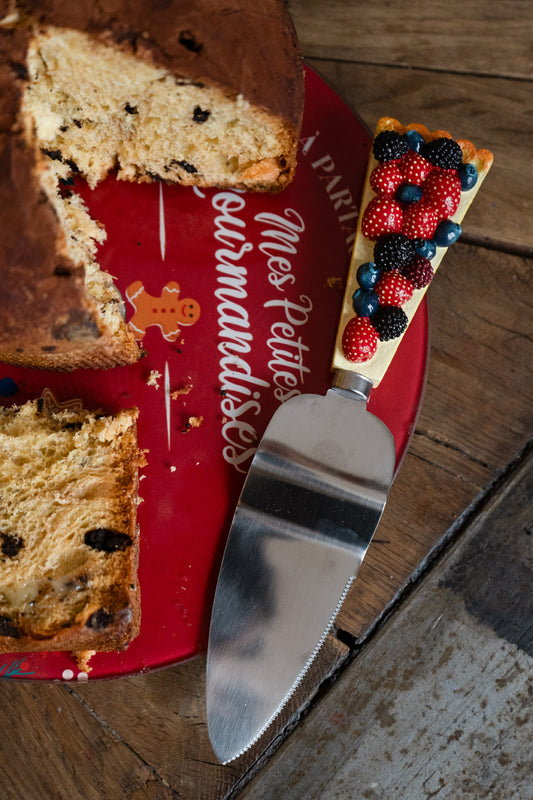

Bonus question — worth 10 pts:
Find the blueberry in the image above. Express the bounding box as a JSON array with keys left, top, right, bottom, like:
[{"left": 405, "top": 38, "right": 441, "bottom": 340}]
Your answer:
[
  {"left": 433, "top": 220, "right": 462, "bottom": 247},
  {"left": 458, "top": 162, "right": 478, "bottom": 190},
  {"left": 396, "top": 183, "right": 423, "bottom": 204},
  {"left": 414, "top": 238, "right": 437, "bottom": 260},
  {"left": 0, "top": 377, "right": 18, "bottom": 397},
  {"left": 403, "top": 130, "right": 426, "bottom": 153},
  {"left": 352, "top": 288, "right": 380, "bottom": 317},
  {"left": 356, "top": 261, "right": 381, "bottom": 289}
]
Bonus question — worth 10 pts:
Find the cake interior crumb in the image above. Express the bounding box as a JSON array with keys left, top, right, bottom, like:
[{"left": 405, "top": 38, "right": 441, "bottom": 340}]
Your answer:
[{"left": 19, "top": 25, "right": 294, "bottom": 346}]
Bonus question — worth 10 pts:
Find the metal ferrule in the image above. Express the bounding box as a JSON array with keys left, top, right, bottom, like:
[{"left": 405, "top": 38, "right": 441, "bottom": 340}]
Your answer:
[{"left": 331, "top": 369, "right": 373, "bottom": 401}]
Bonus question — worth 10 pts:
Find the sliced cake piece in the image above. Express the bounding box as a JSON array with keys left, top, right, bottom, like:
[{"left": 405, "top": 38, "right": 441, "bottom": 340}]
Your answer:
[
  {"left": 0, "top": 1, "right": 304, "bottom": 369},
  {"left": 332, "top": 117, "right": 493, "bottom": 385},
  {"left": 0, "top": 398, "right": 143, "bottom": 655}
]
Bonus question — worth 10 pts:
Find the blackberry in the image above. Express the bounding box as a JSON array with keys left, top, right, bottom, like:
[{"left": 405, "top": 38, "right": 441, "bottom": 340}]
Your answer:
[
  {"left": 402, "top": 255, "right": 434, "bottom": 289},
  {"left": 372, "top": 131, "right": 409, "bottom": 163},
  {"left": 421, "top": 137, "right": 463, "bottom": 169},
  {"left": 373, "top": 233, "right": 415, "bottom": 272},
  {"left": 371, "top": 305, "right": 408, "bottom": 341}
]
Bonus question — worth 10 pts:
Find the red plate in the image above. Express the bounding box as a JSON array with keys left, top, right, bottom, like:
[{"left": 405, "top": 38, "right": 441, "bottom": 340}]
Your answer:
[{"left": 0, "top": 67, "right": 428, "bottom": 681}]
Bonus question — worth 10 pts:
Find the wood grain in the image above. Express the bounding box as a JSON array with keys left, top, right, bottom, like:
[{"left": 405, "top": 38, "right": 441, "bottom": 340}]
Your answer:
[
  {"left": 58, "top": 636, "right": 349, "bottom": 800},
  {"left": 237, "top": 450, "right": 533, "bottom": 799},
  {"left": 0, "top": 681, "right": 179, "bottom": 799},
  {"left": 289, "top": 0, "right": 533, "bottom": 80},
  {"left": 1, "top": 3, "right": 532, "bottom": 799}
]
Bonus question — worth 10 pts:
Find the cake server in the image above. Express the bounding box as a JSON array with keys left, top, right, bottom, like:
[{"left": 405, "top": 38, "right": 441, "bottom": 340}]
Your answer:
[{"left": 205, "top": 118, "right": 493, "bottom": 764}]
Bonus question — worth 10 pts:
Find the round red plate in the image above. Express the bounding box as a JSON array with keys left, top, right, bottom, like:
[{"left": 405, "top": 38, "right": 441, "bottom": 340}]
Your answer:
[{"left": 0, "top": 67, "right": 428, "bottom": 681}]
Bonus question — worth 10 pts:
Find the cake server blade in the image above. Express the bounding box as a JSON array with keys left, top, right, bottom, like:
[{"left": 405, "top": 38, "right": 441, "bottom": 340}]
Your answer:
[{"left": 206, "top": 370, "right": 395, "bottom": 763}]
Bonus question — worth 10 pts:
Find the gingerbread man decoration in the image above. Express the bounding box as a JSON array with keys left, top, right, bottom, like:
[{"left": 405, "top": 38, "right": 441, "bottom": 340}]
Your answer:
[{"left": 125, "top": 281, "right": 201, "bottom": 342}]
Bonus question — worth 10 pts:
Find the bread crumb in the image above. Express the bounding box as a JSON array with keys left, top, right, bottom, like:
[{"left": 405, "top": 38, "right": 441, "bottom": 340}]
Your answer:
[
  {"left": 73, "top": 649, "right": 95, "bottom": 673},
  {"left": 171, "top": 383, "right": 193, "bottom": 399},
  {"left": 170, "top": 465, "right": 176, "bottom": 472},
  {"left": 146, "top": 370, "right": 162, "bottom": 388},
  {"left": 325, "top": 276, "right": 343, "bottom": 289},
  {"left": 181, "top": 415, "right": 204, "bottom": 433}
]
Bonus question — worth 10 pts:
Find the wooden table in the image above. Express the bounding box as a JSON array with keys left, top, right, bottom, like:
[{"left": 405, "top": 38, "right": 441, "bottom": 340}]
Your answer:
[{"left": 2, "top": 2, "right": 532, "bottom": 798}]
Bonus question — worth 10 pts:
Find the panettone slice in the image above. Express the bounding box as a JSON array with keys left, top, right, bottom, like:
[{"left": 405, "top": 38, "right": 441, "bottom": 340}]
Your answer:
[{"left": 0, "top": 398, "right": 143, "bottom": 656}]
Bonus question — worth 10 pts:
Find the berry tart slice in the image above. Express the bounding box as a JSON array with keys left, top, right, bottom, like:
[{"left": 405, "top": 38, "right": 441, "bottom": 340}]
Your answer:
[{"left": 332, "top": 117, "right": 493, "bottom": 385}]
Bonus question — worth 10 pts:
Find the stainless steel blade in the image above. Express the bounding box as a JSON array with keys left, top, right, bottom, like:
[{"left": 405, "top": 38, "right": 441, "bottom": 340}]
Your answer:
[{"left": 206, "top": 372, "right": 395, "bottom": 763}]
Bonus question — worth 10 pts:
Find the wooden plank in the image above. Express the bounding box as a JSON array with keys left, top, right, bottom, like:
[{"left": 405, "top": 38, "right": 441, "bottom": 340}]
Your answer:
[
  {"left": 238, "top": 449, "right": 533, "bottom": 799},
  {"left": 289, "top": 0, "right": 533, "bottom": 80},
  {"left": 303, "top": 60, "right": 533, "bottom": 252},
  {"left": 68, "top": 657, "right": 239, "bottom": 800},
  {"left": 423, "top": 247, "right": 532, "bottom": 463},
  {"left": 65, "top": 636, "right": 349, "bottom": 800},
  {"left": 0, "top": 681, "right": 179, "bottom": 800},
  {"left": 337, "top": 243, "right": 533, "bottom": 637}
]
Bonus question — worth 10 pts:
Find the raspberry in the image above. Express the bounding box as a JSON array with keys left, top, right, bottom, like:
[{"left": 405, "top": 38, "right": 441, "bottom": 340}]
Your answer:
[
  {"left": 373, "top": 233, "right": 415, "bottom": 272},
  {"left": 341, "top": 316, "right": 379, "bottom": 363},
  {"left": 371, "top": 305, "right": 409, "bottom": 341},
  {"left": 421, "top": 137, "right": 463, "bottom": 169},
  {"left": 422, "top": 170, "right": 462, "bottom": 219},
  {"left": 372, "top": 131, "right": 409, "bottom": 163},
  {"left": 361, "top": 197, "right": 403, "bottom": 241},
  {"left": 370, "top": 161, "right": 404, "bottom": 197},
  {"left": 401, "top": 255, "right": 434, "bottom": 289},
  {"left": 375, "top": 270, "right": 414, "bottom": 306},
  {"left": 398, "top": 150, "right": 433, "bottom": 185},
  {"left": 402, "top": 203, "right": 439, "bottom": 240}
]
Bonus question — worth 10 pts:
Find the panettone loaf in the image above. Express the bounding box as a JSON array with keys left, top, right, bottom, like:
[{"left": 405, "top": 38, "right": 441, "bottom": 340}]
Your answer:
[
  {"left": 0, "top": 398, "right": 142, "bottom": 654},
  {"left": 0, "top": 1, "right": 304, "bottom": 370}
]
